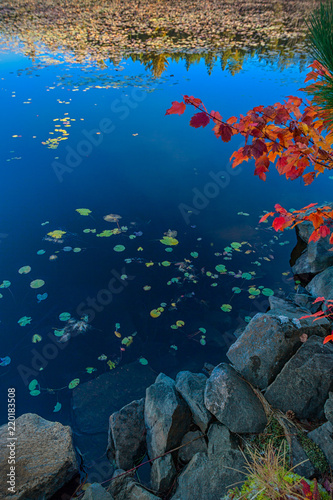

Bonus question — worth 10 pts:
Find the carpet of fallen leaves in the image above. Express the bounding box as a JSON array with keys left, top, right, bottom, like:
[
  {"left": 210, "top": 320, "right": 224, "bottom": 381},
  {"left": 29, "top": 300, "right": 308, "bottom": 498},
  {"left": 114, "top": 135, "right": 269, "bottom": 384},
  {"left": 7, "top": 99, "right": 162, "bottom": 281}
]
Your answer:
[{"left": 0, "top": 0, "right": 320, "bottom": 73}]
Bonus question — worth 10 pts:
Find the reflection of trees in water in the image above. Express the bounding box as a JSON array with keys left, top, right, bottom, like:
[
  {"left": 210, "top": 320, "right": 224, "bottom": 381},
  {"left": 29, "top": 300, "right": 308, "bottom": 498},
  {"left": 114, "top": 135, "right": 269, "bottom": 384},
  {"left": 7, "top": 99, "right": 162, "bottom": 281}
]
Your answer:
[{"left": 0, "top": 0, "right": 319, "bottom": 77}]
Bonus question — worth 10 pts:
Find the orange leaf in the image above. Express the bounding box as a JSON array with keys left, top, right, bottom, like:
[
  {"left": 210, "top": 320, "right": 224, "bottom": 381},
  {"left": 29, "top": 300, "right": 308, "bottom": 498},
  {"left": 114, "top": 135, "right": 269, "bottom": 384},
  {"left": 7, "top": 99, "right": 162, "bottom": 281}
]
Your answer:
[
  {"left": 273, "top": 216, "right": 288, "bottom": 231},
  {"left": 309, "top": 229, "right": 321, "bottom": 242},
  {"left": 190, "top": 112, "right": 210, "bottom": 128},
  {"left": 319, "top": 225, "right": 330, "bottom": 238},
  {"left": 323, "top": 333, "right": 333, "bottom": 344},
  {"left": 259, "top": 212, "right": 274, "bottom": 223}
]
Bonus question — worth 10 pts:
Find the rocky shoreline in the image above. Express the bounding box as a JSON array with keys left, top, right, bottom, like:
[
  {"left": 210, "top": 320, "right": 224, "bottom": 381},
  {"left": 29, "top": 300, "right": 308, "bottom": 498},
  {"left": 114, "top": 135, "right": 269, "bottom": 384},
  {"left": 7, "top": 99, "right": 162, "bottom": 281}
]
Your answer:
[{"left": 1, "top": 220, "right": 333, "bottom": 499}]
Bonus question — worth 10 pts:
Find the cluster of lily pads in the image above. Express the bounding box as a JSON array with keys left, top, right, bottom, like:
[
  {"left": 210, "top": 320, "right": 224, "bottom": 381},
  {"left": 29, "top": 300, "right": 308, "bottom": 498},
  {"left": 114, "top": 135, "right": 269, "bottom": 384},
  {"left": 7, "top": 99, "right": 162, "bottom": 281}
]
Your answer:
[{"left": 0, "top": 207, "right": 293, "bottom": 414}]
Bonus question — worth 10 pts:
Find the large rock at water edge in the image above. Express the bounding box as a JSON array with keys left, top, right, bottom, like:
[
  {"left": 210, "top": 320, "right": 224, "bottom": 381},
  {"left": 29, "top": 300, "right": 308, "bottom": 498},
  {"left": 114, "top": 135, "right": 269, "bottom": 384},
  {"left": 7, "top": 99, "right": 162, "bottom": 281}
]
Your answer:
[
  {"left": 324, "top": 393, "right": 333, "bottom": 425},
  {"left": 227, "top": 311, "right": 329, "bottom": 390},
  {"left": 0, "top": 413, "right": 78, "bottom": 500},
  {"left": 207, "top": 422, "right": 239, "bottom": 456},
  {"left": 204, "top": 363, "right": 267, "bottom": 433},
  {"left": 171, "top": 450, "right": 245, "bottom": 500},
  {"left": 175, "top": 371, "right": 211, "bottom": 432},
  {"left": 293, "top": 219, "right": 333, "bottom": 274},
  {"left": 265, "top": 335, "right": 333, "bottom": 419},
  {"left": 306, "top": 266, "right": 333, "bottom": 300},
  {"left": 178, "top": 430, "right": 207, "bottom": 465},
  {"left": 150, "top": 453, "right": 176, "bottom": 494},
  {"left": 107, "top": 398, "right": 146, "bottom": 470},
  {"left": 145, "top": 373, "right": 192, "bottom": 459}
]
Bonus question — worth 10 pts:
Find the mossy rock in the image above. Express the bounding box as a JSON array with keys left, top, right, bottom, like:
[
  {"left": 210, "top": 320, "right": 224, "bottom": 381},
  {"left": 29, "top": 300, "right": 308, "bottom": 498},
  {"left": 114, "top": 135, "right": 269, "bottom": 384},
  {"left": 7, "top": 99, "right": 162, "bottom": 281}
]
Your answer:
[{"left": 297, "top": 429, "right": 329, "bottom": 474}]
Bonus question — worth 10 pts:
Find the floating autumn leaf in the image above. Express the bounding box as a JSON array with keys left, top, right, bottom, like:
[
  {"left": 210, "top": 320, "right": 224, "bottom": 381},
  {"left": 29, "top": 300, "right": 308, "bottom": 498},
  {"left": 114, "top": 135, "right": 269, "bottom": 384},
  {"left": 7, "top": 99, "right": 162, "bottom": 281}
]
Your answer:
[
  {"left": 47, "top": 230, "right": 66, "bottom": 239},
  {"left": 221, "top": 304, "right": 232, "bottom": 312},
  {"left": 114, "top": 331, "right": 121, "bottom": 338},
  {"left": 76, "top": 208, "right": 92, "bottom": 216},
  {"left": 18, "top": 266, "right": 31, "bottom": 274},
  {"left": 30, "top": 279, "right": 45, "bottom": 289},
  {"left": 68, "top": 378, "right": 80, "bottom": 389},
  {"left": 18, "top": 316, "right": 32, "bottom": 326}
]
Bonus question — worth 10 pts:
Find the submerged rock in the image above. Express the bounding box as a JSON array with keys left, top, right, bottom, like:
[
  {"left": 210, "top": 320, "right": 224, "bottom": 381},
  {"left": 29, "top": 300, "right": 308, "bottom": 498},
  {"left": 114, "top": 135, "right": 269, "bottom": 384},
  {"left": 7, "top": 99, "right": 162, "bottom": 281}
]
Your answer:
[
  {"left": 265, "top": 335, "right": 333, "bottom": 419},
  {"left": 107, "top": 398, "right": 146, "bottom": 471},
  {"left": 226, "top": 312, "right": 329, "bottom": 390},
  {"left": 82, "top": 482, "right": 114, "bottom": 499},
  {"left": 324, "top": 392, "right": 333, "bottom": 425},
  {"left": 175, "top": 371, "right": 211, "bottom": 432},
  {"left": 0, "top": 413, "right": 78, "bottom": 500},
  {"left": 145, "top": 373, "right": 192, "bottom": 460},
  {"left": 204, "top": 363, "right": 267, "bottom": 433}
]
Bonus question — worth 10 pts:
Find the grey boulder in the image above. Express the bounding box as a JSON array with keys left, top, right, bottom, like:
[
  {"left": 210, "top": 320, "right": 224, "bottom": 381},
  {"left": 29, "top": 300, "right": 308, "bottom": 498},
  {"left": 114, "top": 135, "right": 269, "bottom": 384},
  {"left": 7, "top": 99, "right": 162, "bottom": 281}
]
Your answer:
[
  {"left": 0, "top": 413, "right": 78, "bottom": 500},
  {"left": 207, "top": 423, "right": 239, "bottom": 456},
  {"left": 227, "top": 312, "right": 329, "bottom": 390},
  {"left": 306, "top": 266, "right": 333, "bottom": 300},
  {"left": 145, "top": 373, "right": 192, "bottom": 459},
  {"left": 178, "top": 430, "right": 207, "bottom": 465},
  {"left": 108, "top": 469, "right": 160, "bottom": 500},
  {"left": 265, "top": 335, "right": 333, "bottom": 419},
  {"left": 107, "top": 398, "right": 146, "bottom": 470},
  {"left": 324, "top": 393, "right": 333, "bottom": 424},
  {"left": 308, "top": 422, "right": 333, "bottom": 469},
  {"left": 150, "top": 453, "right": 176, "bottom": 494},
  {"left": 204, "top": 363, "right": 267, "bottom": 433},
  {"left": 175, "top": 371, "right": 211, "bottom": 432}
]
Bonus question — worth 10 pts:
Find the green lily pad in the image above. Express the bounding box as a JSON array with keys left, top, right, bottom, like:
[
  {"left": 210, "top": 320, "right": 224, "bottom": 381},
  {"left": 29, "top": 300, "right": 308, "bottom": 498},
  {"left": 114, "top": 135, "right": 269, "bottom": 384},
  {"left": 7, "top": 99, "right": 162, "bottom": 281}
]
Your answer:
[
  {"left": 241, "top": 273, "right": 252, "bottom": 280},
  {"left": 262, "top": 288, "right": 274, "bottom": 296},
  {"left": 198, "top": 327, "right": 206, "bottom": 333},
  {"left": 232, "top": 287, "right": 242, "bottom": 294},
  {"left": 53, "top": 402, "right": 62, "bottom": 412},
  {"left": 0, "top": 280, "right": 11, "bottom": 288},
  {"left": 28, "top": 379, "right": 39, "bottom": 391},
  {"left": 231, "top": 242, "right": 241, "bottom": 249},
  {"left": 30, "top": 390, "right": 41, "bottom": 396},
  {"left": 68, "top": 378, "right": 80, "bottom": 389},
  {"left": 161, "top": 261, "right": 171, "bottom": 266},
  {"left": 200, "top": 338, "right": 206, "bottom": 345},
  {"left": 113, "top": 245, "right": 125, "bottom": 252},
  {"left": 30, "top": 279, "right": 45, "bottom": 289},
  {"left": 18, "top": 316, "right": 32, "bottom": 326},
  {"left": 54, "top": 329, "right": 65, "bottom": 337},
  {"left": 76, "top": 208, "right": 91, "bottom": 216},
  {"left": 248, "top": 287, "right": 260, "bottom": 296},
  {"left": 139, "top": 357, "right": 148, "bottom": 365},
  {"left": 32, "top": 334, "right": 42, "bottom": 343},
  {"left": 165, "top": 247, "right": 173, "bottom": 252},
  {"left": 37, "top": 249, "right": 45, "bottom": 255},
  {"left": 59, "top": 312, "right": 71, "bottom": 321},
  {"left": 18, "top": 266, "right": 31, "bottom": 274},
  {"left": 221, "top": 304, "right": 232, "bottom": 312},
  {"left": 215, "top": 264, "right": 227, "bottom": 273},
  {"left": 190, "top": 252, "right": 198, "bottom": 258}
]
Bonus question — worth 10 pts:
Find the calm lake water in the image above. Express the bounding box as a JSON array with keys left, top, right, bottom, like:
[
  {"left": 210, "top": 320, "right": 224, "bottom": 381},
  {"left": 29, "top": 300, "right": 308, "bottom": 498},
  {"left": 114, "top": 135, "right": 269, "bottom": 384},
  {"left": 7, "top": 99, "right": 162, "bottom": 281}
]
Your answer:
[{"left": 0, "top": 38, "right": 331, "bottom": 432}]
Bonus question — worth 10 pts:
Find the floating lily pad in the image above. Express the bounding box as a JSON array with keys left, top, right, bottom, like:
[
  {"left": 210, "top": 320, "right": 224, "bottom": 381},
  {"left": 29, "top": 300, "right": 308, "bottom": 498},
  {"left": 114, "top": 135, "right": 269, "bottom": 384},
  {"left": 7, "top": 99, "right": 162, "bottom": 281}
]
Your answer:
[
  {"left": 47, "top": 230, "right": 66, "bottom": 239},
  {"left": 30, "top": 279, "right": 45, "bottom": 289},
  {"left": 248, "top": 287, "right": 260, "bottom": 296},
  {"left": 215, "top": 264, "right": 227, "bottom": 273},
  {"left": 150, "top": 309, "right": 161, "bottom": 318},
  {"left": 221, "top": 304, "right": 232, "bottom": 312},
  {"left": 113, "top": 245, "right": 125, "bottom": 252},
  {"left": 190, "top": 252, "right": 198, "bottom": 258},
  {"left": 176, "top": 320, "right": 185, "bottom": 327},
  {"left": 37, "top": 293, "right": 48, "bottom": 302},
  {"left": 30, "top": 390, "right": 41, "bottom": 396},
  {"left": 165, "top": 247, "right": 173, "bottom": 252},
  {"left": 86, "top": 367, "right": 96, "bottom": 374},
  {"left": 29, "top": 380, "right": 39, "bottom": 391},
  {"left": 32, "top": 334, "right": 42, "bottom": 343},
  {"left": 76, "top": 208, "right": 92, "bottom": 216},
  {"left": 161, "top": 261, "right": 171, "bottom": 267},
  {"left": 0, "top": 280, "right": 11, "bottom": 288},
  {"left": 73, "top": 248, "right": 81, "bottom": 253},
  {"left": 63, "top": 246, "right": 72, "bottom": 252},
  {"left": 241, "top": 273, "right": 252, "bottom": 280},
  {"left": 231, "top": 242, "right": 241, "bottom": 249},
  {"left": 160, "top": 236, "right": 179, "bottom": 246},
  {"left": 199, "top": 327, "right": 206, "bottom": 333},
  {"left": 53, "top": 402, "right": 62, "bottom": 412},
  {"left": 232, "top": 287, "right": 242, "bottom": 294},
  {"left": 18, "top": 266, "right": 31, "bottom": 274},
  {"left": 59, "top": 312, "right": 71, "bottom": 321},
  {"left": 37, "top": 249, "right": 45, "bottom": 255},
  {"left": 262, "top": 288, "right": 274, "bottom": 296},
  {"left": 18, "top": 316, "right": 32, "bottom": 326},
  {"left": 68, "top": 378, "right": 80, "bottom": 389},
  {"left": 0, "top": 356, "right": 11, "bottom": 366},
  {"left": 170, "top": 324, "right": 178, "bottom": 329},
  {"left": 54, "top": 329, "right": 65, "bottom": 337},
  {"left": 139, "top": 357, "right": 148, "bottom": 365},
  {"left": 245, "top": 316, "right": 252, "bottom": 323},
  {"left": 200, "top": 338, "right": 206, "bottom": 345}
]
